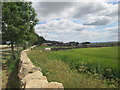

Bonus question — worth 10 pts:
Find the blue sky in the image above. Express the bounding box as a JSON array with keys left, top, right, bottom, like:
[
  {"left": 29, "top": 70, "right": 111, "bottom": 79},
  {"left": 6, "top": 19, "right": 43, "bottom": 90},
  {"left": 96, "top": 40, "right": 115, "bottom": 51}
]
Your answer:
[{"left": 32, "top": 1, "right": 118, "bottom": 43}]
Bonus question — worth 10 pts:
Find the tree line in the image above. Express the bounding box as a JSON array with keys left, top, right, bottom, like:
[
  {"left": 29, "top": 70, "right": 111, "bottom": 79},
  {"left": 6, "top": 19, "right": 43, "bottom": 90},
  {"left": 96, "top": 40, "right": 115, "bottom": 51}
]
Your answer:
[{"left": 2, "top": 2, "right": 45, "bottom": 58}]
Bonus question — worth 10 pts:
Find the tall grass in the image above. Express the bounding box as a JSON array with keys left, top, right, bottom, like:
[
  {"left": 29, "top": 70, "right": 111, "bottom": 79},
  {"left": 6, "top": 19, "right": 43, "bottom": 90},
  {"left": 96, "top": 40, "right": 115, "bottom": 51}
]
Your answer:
[{"left": 28, "top": 47, "right": 118, "bottom": 88}]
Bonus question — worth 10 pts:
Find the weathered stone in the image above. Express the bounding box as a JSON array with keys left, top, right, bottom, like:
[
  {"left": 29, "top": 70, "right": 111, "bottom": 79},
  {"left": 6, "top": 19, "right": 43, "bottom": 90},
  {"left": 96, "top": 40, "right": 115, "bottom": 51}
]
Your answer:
[
  {"left": 47, "top": 82, "right": 64, "bottom": 88},
  {"left": 18, "top": 46, "right": 64, "bottom": 89},
  {"left": 25, "top": 80, "right": 48, "bottom": 88}
]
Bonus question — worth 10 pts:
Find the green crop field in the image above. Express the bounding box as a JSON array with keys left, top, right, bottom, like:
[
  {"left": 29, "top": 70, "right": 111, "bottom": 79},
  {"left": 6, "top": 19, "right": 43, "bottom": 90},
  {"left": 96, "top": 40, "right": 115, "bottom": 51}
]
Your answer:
[
  {"left": 49, "top": 46, "right": 118, "bottom": 79},
  {"left": 28, "top": 46, "right": 119, "bottom": 88}
]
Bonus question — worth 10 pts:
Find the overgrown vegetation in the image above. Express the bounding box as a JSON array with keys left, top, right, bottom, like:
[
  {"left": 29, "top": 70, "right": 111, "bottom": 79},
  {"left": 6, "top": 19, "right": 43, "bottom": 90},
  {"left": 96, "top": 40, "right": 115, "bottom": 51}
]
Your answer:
[
  {"left": 6, "top": 52, "right": 20, "bottom": 88},
  {"left": 28, "top": 46, "right": 118, "bottom": 88},
  {"left": 2, "top": 47, "right": 22, "bottom": 88},
  {"left": 7, "top": 49, "right": 22, "bottom": 72}
]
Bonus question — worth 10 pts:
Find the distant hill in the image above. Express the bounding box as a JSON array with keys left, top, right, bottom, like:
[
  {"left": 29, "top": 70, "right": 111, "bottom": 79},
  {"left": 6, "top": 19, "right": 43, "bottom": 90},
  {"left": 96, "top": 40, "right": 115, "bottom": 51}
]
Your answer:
[{"left": 91, "top": 41, "right": 119, "bottom": 46}]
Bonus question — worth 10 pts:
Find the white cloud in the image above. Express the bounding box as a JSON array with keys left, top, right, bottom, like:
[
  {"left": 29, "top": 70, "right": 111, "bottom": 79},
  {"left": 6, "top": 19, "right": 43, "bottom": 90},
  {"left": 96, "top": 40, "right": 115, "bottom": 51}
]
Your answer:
[
  {"left": 35, "top": 19, "right": 94, "bottom": 34},
  {"left": 33, "top": 2, "right": 118, "bottom": 19},
  {"left": 35, "top": 19, "right": 118, "bottom": 42},
  {"left": 32, "top": 1, "right": 118, "bottom": 42},
  {"left": 83, "top": 16, "right": 112, "bottom": 26}
]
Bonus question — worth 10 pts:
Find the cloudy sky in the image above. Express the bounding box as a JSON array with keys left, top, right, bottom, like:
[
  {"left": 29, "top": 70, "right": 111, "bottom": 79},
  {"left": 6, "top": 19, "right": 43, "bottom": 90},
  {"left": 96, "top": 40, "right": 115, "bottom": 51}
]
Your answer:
[{"left": 31, "top": 0, "right": 119, "bottom": 43}]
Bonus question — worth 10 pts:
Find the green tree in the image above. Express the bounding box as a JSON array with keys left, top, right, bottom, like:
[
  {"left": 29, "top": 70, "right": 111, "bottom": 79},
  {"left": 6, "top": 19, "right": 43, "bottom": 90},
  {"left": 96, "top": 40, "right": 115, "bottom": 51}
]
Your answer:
[{"left": 2, "top": 2, "right": 38, "bottom": 58}]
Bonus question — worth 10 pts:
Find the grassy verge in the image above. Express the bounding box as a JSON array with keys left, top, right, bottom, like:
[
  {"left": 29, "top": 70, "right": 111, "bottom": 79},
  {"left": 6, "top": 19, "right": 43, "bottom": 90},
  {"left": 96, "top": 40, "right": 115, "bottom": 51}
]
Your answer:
[{"left": 28, "top": 47, "right": 118, "bottom": 88}]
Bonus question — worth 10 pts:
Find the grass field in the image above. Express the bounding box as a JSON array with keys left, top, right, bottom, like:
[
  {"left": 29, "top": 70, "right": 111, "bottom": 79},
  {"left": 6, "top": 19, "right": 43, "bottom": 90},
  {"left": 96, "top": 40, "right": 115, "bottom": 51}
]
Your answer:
[
  {"left": 28, "top": 46, "right": 118, "bottom": 88},
  {"left": 49, "top": 46, "right": 118, "bottom": 79}
]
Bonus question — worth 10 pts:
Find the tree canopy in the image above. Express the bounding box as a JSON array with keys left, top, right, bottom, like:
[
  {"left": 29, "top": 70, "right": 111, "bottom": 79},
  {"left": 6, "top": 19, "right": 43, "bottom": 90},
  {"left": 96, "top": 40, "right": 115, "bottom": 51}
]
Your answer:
[{"left": 2, "top": 2, "right": 41, "bottom": 58}]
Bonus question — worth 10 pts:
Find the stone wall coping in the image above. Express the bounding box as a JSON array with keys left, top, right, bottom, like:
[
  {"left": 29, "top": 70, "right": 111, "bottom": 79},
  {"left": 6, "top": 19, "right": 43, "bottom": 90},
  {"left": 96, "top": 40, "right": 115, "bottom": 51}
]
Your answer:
[{"left": 18, "top": 45, "right": 64, "bottom": 89}]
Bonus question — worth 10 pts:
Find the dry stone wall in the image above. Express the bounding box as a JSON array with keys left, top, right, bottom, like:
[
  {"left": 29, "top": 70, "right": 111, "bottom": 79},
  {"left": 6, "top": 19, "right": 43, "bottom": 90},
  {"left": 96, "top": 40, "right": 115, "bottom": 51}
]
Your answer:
[{"left": 18, "top": 46, "right": 64, "bottom": 89}]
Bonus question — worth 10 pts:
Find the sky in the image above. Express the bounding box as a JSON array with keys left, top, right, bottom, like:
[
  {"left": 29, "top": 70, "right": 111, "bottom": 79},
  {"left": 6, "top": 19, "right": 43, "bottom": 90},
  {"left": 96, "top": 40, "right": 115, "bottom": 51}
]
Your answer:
[{"left": 30, "top": 0, "right": 119, "bottom": 43}]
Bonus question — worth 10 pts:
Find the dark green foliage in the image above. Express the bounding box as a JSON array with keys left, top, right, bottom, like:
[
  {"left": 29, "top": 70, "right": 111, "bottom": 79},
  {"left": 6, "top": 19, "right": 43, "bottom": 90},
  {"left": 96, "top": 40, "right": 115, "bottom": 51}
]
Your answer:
[{"left": 2, "top": 2, "right": 38, "bottom": 57}]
